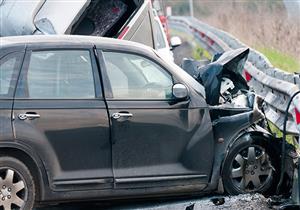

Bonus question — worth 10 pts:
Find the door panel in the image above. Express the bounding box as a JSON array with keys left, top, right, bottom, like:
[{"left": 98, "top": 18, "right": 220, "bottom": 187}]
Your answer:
[
  {"left": 108, "top": 100, "right": 213, "bottom": 180},
  {"left": 101, "top": 51, "right": 214, "bottom": 187},
  {"left": 13, "top": 100, "right": 112, "bottom": 187},
  {"left": 13, "top": 48, "right": 113, "bottom": 190}
]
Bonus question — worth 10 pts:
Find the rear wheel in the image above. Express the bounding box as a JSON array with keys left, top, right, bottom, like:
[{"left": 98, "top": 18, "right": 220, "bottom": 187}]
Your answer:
[
  {"left": 222, "top": 136, "right": 280, "bottom": 195},
  {"left": 0, "top": 157, "right": 35, "bottom": 210}
]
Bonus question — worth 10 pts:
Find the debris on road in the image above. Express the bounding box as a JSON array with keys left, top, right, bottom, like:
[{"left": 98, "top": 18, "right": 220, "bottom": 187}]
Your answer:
[
  {"left": 193, "top": 194, "right": 270, "bottom": 210},
  {"left": 134, "top": 194, "right": 270, "bottom": 210}
]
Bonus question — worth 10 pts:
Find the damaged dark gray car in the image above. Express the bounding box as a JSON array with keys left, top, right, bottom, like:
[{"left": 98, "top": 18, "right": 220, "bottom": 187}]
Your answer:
[{"left": 0, "top": 36, "right": 295, "bottom": 209}]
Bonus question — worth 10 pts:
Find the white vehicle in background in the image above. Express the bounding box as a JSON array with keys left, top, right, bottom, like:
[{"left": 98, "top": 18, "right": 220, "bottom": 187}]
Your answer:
[
  {"left": 152, "top": 9, "right": 181, "bottom": 62},
  {"left": 0, "top": 0, "right": 181, "bottom": 62}
]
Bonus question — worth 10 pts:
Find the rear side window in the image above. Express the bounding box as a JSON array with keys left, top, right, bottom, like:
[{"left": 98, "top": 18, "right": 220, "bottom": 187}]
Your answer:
[
  {"left": 17, "top": 50, "right": 96, "bottom": 99},
  {"left": 0, "top": 52, "right": 23, "bottom": 98},
  {"left": 154, "top": 19, "right": 166, "bottom": 49},
  {"left": 129, "top": 13, "right": 155, "bottom": 48}
]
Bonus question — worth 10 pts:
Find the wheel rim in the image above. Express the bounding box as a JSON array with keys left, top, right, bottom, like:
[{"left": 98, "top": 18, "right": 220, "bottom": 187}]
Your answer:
[
  {"left": 0, "top": 168, "right": 27, "bottom": 210},
  {"left": 230, "top": 146, "right": 273, "bottom": 192}
]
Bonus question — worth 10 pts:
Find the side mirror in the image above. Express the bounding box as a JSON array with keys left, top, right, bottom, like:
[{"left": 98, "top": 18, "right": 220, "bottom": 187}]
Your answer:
[
  {"left": 173, "top": 84, "right": 188, "bottom": 99},
  {"left": 34, "top": 18, "right": 56, "bottom": 35},
  {"left": 170, "top": 36, "right": 182, "bottom": 49}
]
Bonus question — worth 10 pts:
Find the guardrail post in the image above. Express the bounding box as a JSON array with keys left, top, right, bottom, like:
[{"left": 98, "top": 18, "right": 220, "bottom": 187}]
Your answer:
[
  {"left": 189, "top": 0, "right": 194, "bottom": 17},
  {"left": 290, "top": 141, "right": 300, "bottom": 205}
]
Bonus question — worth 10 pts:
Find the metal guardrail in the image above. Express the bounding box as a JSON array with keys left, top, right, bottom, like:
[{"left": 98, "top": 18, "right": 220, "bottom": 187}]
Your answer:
[{"left": 169, "top": 16, "right": 300, "bottom": 136}]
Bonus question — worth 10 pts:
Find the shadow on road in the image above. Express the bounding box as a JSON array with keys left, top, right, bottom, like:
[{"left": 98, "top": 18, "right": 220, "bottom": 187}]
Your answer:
[
  {"left": 35, "top": 193, "right": 270, "bottom": 210},
  {"left": 35, "top": 196, "right": 198, "bottom": 210}
]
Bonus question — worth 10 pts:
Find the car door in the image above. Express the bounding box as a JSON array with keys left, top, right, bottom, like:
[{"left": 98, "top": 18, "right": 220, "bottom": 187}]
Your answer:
[
  {"left": 99, "top": 50, "right": 214, "bottom": 188},
  {"left": 12, "top": 45, "right": 113, "bottom": 190}
]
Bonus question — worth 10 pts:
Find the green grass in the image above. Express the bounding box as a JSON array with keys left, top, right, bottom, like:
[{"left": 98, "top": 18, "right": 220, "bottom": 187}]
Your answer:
[
  {"left": 192, "top": 47, "right": 211, "bottom": 61},
  {"left": 258, "top": 47, "right": 300, "bottom": 73},
  {"left": 170, "top": 29, "right": 300, "bottom": 73},
  {"left": 268, "top": 121, "right": 297, "bottom": 146}
]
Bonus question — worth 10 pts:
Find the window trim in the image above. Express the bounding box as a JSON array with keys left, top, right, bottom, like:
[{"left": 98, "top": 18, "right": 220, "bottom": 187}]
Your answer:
[
  {"left": 0, "top": 51, "right": 24, "bottom": 99},
  {"left": 100, "top": 50, "right": 176, "bottom": 101},
  {"left": 15, "top": 48, "right": 103, "bottom": 100}
]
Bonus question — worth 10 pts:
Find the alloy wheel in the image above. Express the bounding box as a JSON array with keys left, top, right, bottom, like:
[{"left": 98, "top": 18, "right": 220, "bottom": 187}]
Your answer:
[
  {"left": 230, "top": 146, "right": 273, "bottom": 192},
  {"left": 0, "top": 168, "right": 27, "bottom": 210}
]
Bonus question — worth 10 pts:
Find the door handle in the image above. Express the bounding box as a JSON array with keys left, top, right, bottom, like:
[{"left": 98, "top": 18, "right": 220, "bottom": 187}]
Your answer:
[
  {"left": 18, "top": 113, "right": 40, "bottom": 120},
  {"left": 111, "top": 112, "right": 133, "bottom": 120}
]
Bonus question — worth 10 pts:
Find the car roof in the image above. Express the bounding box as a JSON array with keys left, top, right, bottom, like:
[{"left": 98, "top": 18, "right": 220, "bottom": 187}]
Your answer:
[{"left": 0, "top": 35, "right": 154, "bottom": 53}]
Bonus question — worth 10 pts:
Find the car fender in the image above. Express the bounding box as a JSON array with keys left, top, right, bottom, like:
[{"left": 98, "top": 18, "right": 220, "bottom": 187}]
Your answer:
[
  {"left": 0, "top": 140, "right": 49, "bottom": 201},
  {"left": 220, "top": 127, "right": 295, "bottom": 195}
]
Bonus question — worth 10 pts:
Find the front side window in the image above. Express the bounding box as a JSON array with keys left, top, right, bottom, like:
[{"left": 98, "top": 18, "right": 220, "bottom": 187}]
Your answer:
[
  {"left": 103, "top": 52, "right": 173, "bottom": 100},
  {"left": 0, "top": 52, "right": 22, "bottom": 98},
  {"left": 18, "top": 50, "right": 96, "bottom": 99}
]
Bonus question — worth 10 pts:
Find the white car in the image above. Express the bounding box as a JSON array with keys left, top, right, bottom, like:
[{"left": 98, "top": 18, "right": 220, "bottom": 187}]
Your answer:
[
  {"left": 0, "top": 0, "right": 180, "bottom": 63},
  {"left": 152, "top": 9, "right": 181, "bottom": 62}
]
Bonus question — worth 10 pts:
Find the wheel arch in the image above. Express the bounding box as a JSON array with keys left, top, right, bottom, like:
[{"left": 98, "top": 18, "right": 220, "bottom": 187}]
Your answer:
[
  {"left": 222, "top": 129, "right": 280, "bottom": 171},
  {"left": 228, "top": 130, "right": 280, "bottom": 153},
  {"left": 219, "top": 128, "right": 284, "bottom": 194},
  {"left": 0, "top": 141, "right": 49, "bottom": 202}
]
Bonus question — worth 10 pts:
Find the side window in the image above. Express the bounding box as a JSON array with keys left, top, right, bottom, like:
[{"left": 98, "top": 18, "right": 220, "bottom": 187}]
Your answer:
[
  {"left": 154, "top": 19, "right": 166, "bottom": 49},
  {"left": 129, "top": 13, "right": 154, "bottom": 48},
  {"left": 0, "top": 52, "right": 23, "bottom": 98},
  {"left": 18, "top": 50, "right": 96, "bottom": 99},
  {"left": 103, "top": 52, "right": 173, "bottom": 100}
]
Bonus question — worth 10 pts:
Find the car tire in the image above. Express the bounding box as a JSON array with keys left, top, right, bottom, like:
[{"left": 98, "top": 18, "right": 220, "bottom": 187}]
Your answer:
[
  {"left": 222, "top": 135, "right": 280, "bottom": 196},
  {"left": 0, "top": 156, "right": 35, "bottom": 210}
]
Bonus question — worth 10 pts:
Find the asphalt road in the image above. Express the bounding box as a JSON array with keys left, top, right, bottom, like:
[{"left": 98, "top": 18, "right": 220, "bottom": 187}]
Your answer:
[{"left": 36, "top": 194, "right": 270, "bottom": 210}]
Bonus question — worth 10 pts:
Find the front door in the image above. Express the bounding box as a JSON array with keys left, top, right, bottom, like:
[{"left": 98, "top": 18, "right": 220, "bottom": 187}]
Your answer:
[
  {"left": 100, "top": 51, "right": 213, "bottom": 187},
  {"left": 12, "top": 47, "right": 113, "bottom": 190}
]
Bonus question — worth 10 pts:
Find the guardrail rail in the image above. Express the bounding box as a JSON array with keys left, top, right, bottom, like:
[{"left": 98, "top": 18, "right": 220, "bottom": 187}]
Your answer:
[{"left": 169, "top": 16, "right": 300, "bottom": 136}]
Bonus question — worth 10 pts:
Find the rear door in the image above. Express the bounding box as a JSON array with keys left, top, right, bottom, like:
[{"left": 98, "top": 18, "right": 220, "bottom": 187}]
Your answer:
[
  {"left": 0, "top": 51, "right": 24, "bottom": 141},
  {"left": 12, "top": 45, "right": 113, "bottom": 190}
]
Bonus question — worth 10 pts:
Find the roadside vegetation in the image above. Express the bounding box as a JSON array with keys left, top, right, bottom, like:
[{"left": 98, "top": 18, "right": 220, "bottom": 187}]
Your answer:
[
  {"left": 257, "top": 47, "right": 300, "bottom": 73},
  {"left": 268, "top": 121, "right": 297, "bottom": 147},
  {"left": 165, "top": 0, "right": 300, "bottom": 73}
]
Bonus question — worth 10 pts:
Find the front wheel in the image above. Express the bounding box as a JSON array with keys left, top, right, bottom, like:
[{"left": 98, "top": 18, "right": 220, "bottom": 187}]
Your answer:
[
  {"left": 0, "top": 156, "right": 35, "bottom": 210},
  {"left": 222, "top": 136, "right": 280, "bottom": 195}
]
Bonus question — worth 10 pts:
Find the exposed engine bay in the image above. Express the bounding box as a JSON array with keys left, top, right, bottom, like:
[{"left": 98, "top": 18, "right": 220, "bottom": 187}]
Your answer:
[{"left": 181, "top": 48, "right": 251, "bottom": 108}]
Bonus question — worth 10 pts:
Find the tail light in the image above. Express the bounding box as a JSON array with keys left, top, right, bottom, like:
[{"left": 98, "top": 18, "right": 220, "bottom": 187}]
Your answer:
[
  {"left": 244, "top": 70, "right": 252, "bottom": 82},
  {"left": 295, "top": 108, "right": 300, "bottom": 125}
]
